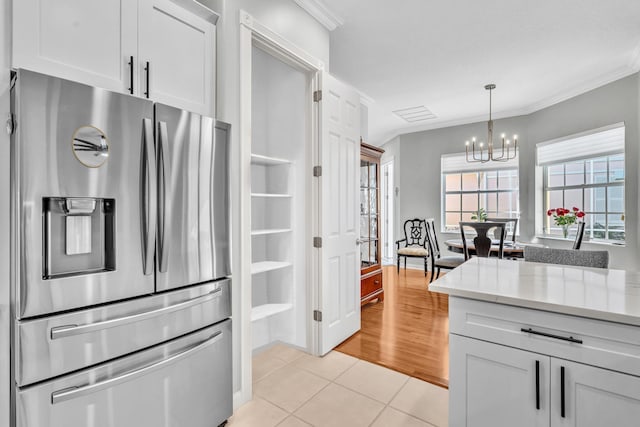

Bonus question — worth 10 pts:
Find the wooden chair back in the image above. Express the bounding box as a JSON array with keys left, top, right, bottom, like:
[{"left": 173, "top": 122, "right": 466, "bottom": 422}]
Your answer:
[
  {"left": 400, "top": 218, "right": 428, "bottom": 249},
  {"left": 486, "top": 217, "right": 518, "bottom": 243},
  {"left": 572, "top": 222, "right": 586, "bottom": 250},
  {"left": 459, "top": 222, "right": 507, "bottom": 259}
]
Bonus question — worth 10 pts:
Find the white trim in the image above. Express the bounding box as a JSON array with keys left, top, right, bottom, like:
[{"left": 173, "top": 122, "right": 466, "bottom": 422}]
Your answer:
[
  {"left": 293, "top": 0, "right": 344, "bottom": 31},
  {"left": 171, "top": 0, "right": 219, "bottom": 24},
  {"left": 630, "top": 41, "right": 640, "bottom": 71},
  {"left": 238, "top": 10, "right": 323, "bottom": 405},
  {"left": 375, "top": 66, "right": 639, "bottom": 146}
]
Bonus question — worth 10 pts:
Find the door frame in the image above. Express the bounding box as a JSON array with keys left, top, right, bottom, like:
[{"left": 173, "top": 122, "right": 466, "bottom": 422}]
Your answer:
[
  {"left": 238, "top": 10, "right": 324, "bottom": 407},
  {"left": 381, "top": 157, "right": 395, "bottom": 263}
]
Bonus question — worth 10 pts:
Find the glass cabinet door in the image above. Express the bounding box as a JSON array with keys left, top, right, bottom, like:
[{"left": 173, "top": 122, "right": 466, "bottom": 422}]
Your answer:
[{"left": 360, "top": 159, "right": 379, "bottom": 269}]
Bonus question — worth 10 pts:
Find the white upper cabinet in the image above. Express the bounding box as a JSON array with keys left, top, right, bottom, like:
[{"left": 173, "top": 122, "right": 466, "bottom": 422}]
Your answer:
[
  {"left": 13, "top": 0, "right": 216, "bottom": 116},
  {"left": 139, "top": 0, "right": 214, "bottom": 115}
]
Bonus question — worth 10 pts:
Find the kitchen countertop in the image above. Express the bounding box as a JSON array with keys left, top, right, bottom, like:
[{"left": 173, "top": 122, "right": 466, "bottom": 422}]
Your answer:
[{"left": 428, "top": 258, "right": 640, "bottom": 326}]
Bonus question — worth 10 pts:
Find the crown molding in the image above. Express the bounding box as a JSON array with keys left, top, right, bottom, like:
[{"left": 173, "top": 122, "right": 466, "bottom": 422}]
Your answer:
[
  {"left": 374, "top": 63, "right": 640, "bottom": 146},
  {"left": 629, "top": 40, "right": 640, "bottom": 72},
  {"left": 293, "top": 0, "right": 344, "bottom": 31}
]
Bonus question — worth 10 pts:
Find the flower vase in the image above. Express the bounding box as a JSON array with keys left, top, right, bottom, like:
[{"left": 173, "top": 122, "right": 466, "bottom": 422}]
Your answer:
[{"left": 561, "top": 224, "right": 570, "bottom": 239}]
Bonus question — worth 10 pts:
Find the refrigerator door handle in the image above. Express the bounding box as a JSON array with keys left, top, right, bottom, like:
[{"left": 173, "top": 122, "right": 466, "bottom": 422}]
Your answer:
[
  {"left": 50, "top": 287, "right": 223, "bottom": 340},
  {"left": 50, "top": 330, "right": 224, "bottom": 405},
  {"left": 142, "top": 118, "right": 157, "bottom": 275},
  {"left": 158, "top": 120, "right": 171, "bottom": 273}
]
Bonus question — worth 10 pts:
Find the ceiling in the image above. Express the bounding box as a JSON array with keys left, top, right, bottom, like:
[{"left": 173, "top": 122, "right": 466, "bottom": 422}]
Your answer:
[{"left": 318, "top": 0, "right": 640, "bottom": 145}]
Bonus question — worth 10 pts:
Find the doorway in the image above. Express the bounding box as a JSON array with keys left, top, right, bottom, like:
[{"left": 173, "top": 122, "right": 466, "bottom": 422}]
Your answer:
[{"left": 381, "top": 158, "right": 394, "bottom": 265}]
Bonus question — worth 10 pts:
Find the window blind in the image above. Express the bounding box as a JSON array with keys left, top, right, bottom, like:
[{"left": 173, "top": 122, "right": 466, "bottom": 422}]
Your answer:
[
  {"left": 441, "top": 150, "right": 519, "bottom": 173},
  {"left": 536, "top": 123, "right": 625, "bottom": 166}
]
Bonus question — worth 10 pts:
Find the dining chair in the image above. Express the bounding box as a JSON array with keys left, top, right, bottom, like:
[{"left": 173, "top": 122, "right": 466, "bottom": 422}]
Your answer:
[
  {"left": 425, "top": 219, "right": 466, "bottom": 283},
  {"left": 486, "top": 217, "right": 518, "bottom": 243},
  {"left": 524, "top": 246, "right": 608, "bottom": 268},
  {"left": 572, "top": 222, "right": 586, "bottom": 250},
  {"left": 459, "top": 221, "right": 507, "bottom": 259},
  {"left": 396, "top": 218, "right": 429, "bottom": 275}
]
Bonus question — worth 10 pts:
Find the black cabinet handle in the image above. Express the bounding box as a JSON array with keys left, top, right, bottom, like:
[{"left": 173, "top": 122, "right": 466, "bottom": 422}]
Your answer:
[
  {"left": 561, "top": 366, "right": 566, "bottom": 418},
  {"left": 144, "top": 61, "right": 150, "bottom": 98},
  {"left": 128, "top": 56, "right": 134, "bottom": 94},
  {"left": 521, "top": 328, "right": 583, "bottom": 344},
  {"left": 535, "top": 360, "right": 540, "bottom": 410}
]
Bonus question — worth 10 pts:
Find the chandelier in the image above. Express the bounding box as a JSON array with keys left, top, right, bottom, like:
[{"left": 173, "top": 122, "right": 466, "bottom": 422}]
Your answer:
[{"left": 465, "top": 84, "right": 518, "bottom": 163}]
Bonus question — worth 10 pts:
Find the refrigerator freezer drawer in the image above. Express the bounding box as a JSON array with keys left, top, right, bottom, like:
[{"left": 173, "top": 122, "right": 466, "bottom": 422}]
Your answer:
[
  {"left": 16, "top": 279, "right": 231, "bottom": 386},
  {"left": 16, "top": 319, "right": 232, "bottom": 427}
]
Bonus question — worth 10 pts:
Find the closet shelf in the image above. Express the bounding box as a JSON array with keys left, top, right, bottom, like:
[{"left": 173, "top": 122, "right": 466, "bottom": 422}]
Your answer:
[
  {"left": 251, "top": 193, "right": 292, "bottom": 198},
  {"left": 251, "top": 153, "right": 292, "bottom": 166},
  {"left": 251, "top": 303, "right": 293, "bottom": 322},
  {"left": 251, "top": 261, "right": 292, "bottom": 275},
  {"left": 251, "top": 228, "right": 293, "bottom": 236}
]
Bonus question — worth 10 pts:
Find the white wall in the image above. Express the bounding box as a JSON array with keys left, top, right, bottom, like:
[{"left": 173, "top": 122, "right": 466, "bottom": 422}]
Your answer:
[
  {"left": 386, "top": 72, "right": 640, "bottom": 271},
  {"left": 0, "top": 0, "right": 10, "bottom": 423}
]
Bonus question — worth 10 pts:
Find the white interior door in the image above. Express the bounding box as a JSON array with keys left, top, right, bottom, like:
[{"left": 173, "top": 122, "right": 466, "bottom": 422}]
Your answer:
[{"left": 317, "top": 71, "right": 360, "bottom": 355}]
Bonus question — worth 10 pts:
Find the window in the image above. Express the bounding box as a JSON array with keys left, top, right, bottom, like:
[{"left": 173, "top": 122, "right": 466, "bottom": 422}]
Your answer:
[
  {"left": 537, "top": 124, "right": 625, "bottom": 243},
  {"left": 441, "top": 153, "right": 519, "bottom": 232}
]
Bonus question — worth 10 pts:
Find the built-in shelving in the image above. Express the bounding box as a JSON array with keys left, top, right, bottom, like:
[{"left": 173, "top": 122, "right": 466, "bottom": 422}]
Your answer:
[
  {"left": 251, "top": 303, "right": 293, "bottom": 322},
  {"left": 251, "top": 153, "right": 292, "bottom": 166},
  {"left": 251, "top": 228, "right": 293, "bottom": 236},
  {"left": 251, "top": 261, "right": 292, "bottom": 275},
  {"left": 251, "top": 193, "right": 292, "bottom": 198}
]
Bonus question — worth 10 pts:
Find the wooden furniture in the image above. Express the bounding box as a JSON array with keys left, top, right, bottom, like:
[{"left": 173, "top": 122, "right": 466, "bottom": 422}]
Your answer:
[
  {"left": 459, "top": 221, "right": 506, "bottom": 259},
  {"left": 430, "top": 258, "right": 640, "bottom": 427},
  {"left": 485, "top": 217, "right": 518, "bottom": 243},
  {"left": 425, "top": 219, "right": 466, "bottom": 283},
  {"left": 573, "top": 221, "right": 587, "bottom": 249},
  {"left": 360, "top": 142, "right": 384, "bottom": 304},
  {"left": 445, "top": 239, "right": 527, "bottom": 258},
  {"left": 395, "top": 218, "right": 429, "bottom": 275},
  {"left": 13, "top": 0, "right": 217, "bottom": 116}
]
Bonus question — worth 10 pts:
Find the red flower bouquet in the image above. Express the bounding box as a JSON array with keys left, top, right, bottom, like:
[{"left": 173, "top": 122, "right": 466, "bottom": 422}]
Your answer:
[{"left": 547, "top": 207, "right": 585, "bottom": 238}]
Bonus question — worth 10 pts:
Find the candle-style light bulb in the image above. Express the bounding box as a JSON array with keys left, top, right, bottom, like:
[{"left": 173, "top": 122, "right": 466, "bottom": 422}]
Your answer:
[
  {"left": 472, "top": 137, "right": 476, "bottom": 142},
  {"left": 513, "top": 134, "right": 518, "bottom": 141},
  {"left": 479, "top": 142, "right": 484, "bottom": 148},
  {"left": 506, "top": 140, "right": 511, "bottom": 145},
  {"left": 465, "top": 141, "right": 470, "bottom": 146}
]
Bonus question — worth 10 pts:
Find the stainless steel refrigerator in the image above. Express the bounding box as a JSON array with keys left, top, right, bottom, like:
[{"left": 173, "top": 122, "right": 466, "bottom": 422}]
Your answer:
[{"left": 10, "top": 69, "right": 232, "bottom": 427}]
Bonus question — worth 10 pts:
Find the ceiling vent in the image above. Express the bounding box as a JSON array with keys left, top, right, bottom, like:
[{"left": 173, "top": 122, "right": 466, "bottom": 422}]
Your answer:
[{"left": 392, "top": 105, "right": 437, "bottom": 123}]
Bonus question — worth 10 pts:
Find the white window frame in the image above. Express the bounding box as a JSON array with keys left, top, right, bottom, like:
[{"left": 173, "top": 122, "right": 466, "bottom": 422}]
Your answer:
[
  {"left": 441, "top": 152, "right": 520, "bottom": 233},
  {"left": 536, "top": 123, "right": 625, "bottom": 244}
]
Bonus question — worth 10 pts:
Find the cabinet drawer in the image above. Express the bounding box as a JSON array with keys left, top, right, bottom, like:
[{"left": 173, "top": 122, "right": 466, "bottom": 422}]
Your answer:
[
  {"left": 361, "top": 272, "right": 383, "bottom": 298},
  {"left": 450, "top": 297, "right": 640, "bottom": 377},
  {"left": 16, "top": 279, "right": 231, "bottom": 386}
]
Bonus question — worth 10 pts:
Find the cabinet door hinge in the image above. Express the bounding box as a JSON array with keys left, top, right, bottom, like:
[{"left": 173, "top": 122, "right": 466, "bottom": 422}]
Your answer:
[
  {"left": 313, "top": 165, "right": 322, "bottom": 177},
  {"left": 313, "top": 237, "right": 322, "bottom": 248},
  {"left": 313, "top": 90, "right": 322, "bottom": 102},
  {"left": 313, "top": 310, "right": 322, "bottom": 321}
]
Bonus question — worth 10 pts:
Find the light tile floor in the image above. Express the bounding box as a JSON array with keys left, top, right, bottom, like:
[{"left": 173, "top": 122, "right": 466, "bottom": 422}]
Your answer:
[{"left": 229, "top": 344, "right": 449, "bottom": 427}]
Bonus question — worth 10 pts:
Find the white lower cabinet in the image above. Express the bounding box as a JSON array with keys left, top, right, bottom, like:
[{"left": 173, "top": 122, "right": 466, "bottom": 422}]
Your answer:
[
  {"left": 550, "top": 359, "right": 640, "bottom": 427},
  {"left": 451, "top": 334, "right": 640, "bottom": 427},
  {"left": 450, "top": 335, "right": 549, "bottom": 427}
]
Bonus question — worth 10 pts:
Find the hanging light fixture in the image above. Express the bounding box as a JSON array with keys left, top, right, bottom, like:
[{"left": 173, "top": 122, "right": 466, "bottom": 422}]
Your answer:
[{"left": 465, "top": 84, "right": 518, "bottom": 163}]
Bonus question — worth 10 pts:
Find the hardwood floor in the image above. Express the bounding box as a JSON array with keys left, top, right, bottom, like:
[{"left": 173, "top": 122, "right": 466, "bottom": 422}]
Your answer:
[{"left": 335, "top": 265, "right": 450, "bottom": 388}]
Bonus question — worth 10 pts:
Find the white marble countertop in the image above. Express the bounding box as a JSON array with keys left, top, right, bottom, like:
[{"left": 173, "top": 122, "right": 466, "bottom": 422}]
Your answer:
[{"left": 428, "top": 258, "right": 640, "bottom": 326}]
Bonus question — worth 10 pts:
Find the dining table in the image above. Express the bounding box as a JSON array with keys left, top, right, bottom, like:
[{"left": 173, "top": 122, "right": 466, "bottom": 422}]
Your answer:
[{"left": 444, "top": 239, "right": 540, "bottom": 259}]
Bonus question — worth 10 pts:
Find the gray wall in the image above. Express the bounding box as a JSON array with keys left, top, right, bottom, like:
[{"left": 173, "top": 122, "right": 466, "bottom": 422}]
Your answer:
[{"left": 385, "top": 72, "right": 639, "bottom": 270}]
